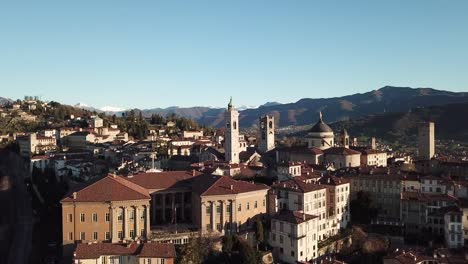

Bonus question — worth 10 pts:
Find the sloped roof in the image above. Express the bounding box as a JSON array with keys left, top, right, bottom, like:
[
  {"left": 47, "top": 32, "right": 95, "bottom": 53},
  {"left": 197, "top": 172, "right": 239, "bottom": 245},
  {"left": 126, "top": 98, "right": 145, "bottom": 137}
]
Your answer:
[
  {"left": 192, "top": 174, "right": 269, "bottom": 196},
  {"left": 272, "top": 210, "right": 317, "bottom": 224},
  {"left": 323, "top": 147, "right": 361, "bottom": 156},
  {"left": 61, "top": 174, "right": 150, "bottom": 203},
  {"left": 126, "top": 171, "right": 201, "bottom": 190},
  {"left": 272, "top": 177, "right": 327, "bottom": 193}
]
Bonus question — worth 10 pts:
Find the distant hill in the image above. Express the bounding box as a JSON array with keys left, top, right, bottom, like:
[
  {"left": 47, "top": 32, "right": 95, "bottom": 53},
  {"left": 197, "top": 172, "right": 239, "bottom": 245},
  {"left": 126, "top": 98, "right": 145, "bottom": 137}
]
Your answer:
[
  {"left": 137, "top": 86, "right": 468, "bottom": 128},
  {"left": 0, "top": 97, "right": 12, "bottom": 106},
  {"left": 330, "top": 102, "right": 468, "bottom": 142},
  {"left": 74, "top": 86, "right": 468, "bottom": 129}
]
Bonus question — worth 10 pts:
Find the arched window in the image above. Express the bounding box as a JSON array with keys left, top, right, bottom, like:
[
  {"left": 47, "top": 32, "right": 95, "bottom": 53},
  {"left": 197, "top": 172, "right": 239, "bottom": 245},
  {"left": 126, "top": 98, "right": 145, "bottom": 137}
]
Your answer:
[
  {"left": 269, "top": 121, "right": 273, "bottom": 129},
  {"left": 233, "top": 122, "right": 237, "bottom": 130}
]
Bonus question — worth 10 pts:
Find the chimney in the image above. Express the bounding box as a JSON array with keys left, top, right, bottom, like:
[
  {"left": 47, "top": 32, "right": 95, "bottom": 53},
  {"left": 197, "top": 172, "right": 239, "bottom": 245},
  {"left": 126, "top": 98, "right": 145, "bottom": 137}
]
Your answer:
[
  {"left": 230, "top": 185, "right": 233, "bottom": 190},
  {"left": 303, "top": 213, "right": 306, "bottom": 221},
  {"left": 73, "top": 192, "right": 77, "bottom": 199}
]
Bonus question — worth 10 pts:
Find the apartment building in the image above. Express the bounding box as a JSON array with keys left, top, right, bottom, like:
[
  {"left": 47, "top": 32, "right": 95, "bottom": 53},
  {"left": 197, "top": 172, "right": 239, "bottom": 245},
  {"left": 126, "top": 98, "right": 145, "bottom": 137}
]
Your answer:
[{"left": 270, "top": 210, "right": 319, "bottom": 263}]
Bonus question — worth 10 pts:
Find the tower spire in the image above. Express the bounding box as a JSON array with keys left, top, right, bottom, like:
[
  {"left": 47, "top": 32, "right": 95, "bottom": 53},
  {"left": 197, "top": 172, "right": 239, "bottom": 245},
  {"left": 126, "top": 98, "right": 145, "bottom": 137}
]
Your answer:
[
  {"left": 228, "top": 96, "right": 233, "bottom": 108},
  {"left": 319, "top": 111, "right": 323, "bottom": 122}
]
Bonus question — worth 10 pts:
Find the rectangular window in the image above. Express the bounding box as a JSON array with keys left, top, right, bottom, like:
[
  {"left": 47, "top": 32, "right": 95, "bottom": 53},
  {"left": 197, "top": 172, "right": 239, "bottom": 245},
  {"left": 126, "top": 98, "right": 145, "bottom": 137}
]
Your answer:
[
  {"left": 105, "top": 213, "right": 110, "bottom": 222},
  {"left": 68, "top": 214, "right": 73, "bottom": 222},
  {"left": 161, "top": 259, "right": 165, "bottom": 264},
  {"left": 80, "top": 213, "right": 85, "bottom": 222},
  {"left": 93, "top": 232, "right": 98, "bottom": 240},
  {"left": 263, "top": 199, "right": 266, "bottom": 207},
  {"left": 130, "top": 210, "right": 135, "bottom": 220},
  {"left": 92, "top": 213, "right": 98, "bottom": 222},
  {"left": 279, "top": 235, "right": 283, "bottom": 244},
  {"left": 69, "top": 232, "right": 73, "bottom": 241},
  {"left": 80, "top": 232, "right": 85, "bottom": 240},
  {"left": 118, "top": 211, "right": 123, "bottom": 222},
  {"left": 238, "top": 203, "right": 242, "bottom": 211},
  {"left": 118, "top": 231, "right": 123, "bottom": 240},
  {"left": 216, "top": 223, "right": 222, "bottom": 231},
  {"left": 141, "top": 229, "right": 145, "bottom": 236},
  {"left": 206, "top": 206, "right": 211, "bottom": 215},
  {"left": 247, "top": 202, "right": 250, "bottom": 210},
  {"left": 227, "top": 204, "right": 232, "bottom": 213},
  {"left": 130, "top": 230, "right": 135, "bottom": 238},
  {"left": 141, "top": 209, "right": 146, "bottom": 220},
  {"left": 254, "top": 201, "right": 258, "bottom": 208},
  {"left": 105, "top": 232, "right": 110, "bottom": 240},
  {"left": 280, "top": 222, "right": 284, "bottom": 232},
  {"left": 216, "top": 205, "right": 221, "bottom": 214}
]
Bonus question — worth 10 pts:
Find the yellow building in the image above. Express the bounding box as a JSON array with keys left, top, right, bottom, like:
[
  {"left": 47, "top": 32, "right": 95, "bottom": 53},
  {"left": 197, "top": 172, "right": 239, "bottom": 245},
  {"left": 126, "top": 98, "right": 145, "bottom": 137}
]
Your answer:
[{"left": 61, "top": 175, "right": 151, "bottom": 256}]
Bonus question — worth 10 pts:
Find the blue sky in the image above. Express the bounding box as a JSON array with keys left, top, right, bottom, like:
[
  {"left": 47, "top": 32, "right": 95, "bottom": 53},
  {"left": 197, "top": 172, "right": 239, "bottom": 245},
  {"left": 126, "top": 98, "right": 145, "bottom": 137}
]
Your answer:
[{"left": 1, "top": 1, "right": 467, "bottom": 109}]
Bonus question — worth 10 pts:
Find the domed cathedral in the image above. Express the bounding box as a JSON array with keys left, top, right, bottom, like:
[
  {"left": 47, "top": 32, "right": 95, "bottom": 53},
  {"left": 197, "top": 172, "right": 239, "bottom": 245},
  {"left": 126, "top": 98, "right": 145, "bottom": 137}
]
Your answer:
[{"left": 307, "top": 112, "right": 334, "bottom": 150}]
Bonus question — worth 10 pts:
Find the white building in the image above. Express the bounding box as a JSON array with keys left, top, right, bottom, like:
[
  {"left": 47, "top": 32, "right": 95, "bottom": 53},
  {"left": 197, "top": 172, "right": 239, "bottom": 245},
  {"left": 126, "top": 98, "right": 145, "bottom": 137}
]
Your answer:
[
  {"left": 270, "top": 211, "right": 319, "bottom": 263},
  {"left": 444, "top": 208, "right": 464, "bottom": 249},
  {"left": 224, "top": 97, "right": 240, "bottom": 164}
]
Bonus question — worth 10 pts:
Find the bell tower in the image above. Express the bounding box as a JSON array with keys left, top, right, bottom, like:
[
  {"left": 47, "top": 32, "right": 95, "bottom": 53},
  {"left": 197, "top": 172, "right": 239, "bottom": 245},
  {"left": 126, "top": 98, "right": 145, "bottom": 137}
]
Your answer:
[
  {"left": 258, "top": 115, "right": 275, "bottom": 153},
  {"left": 224, "top": 97, "right": 240, "bottom": 164}
]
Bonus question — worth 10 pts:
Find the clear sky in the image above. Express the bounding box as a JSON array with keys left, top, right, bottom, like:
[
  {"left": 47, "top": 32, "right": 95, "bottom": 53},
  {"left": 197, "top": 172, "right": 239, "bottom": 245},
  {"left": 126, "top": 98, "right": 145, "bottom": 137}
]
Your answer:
[{"left": 1, "top": 1, "right": 467, "bottom": 109}]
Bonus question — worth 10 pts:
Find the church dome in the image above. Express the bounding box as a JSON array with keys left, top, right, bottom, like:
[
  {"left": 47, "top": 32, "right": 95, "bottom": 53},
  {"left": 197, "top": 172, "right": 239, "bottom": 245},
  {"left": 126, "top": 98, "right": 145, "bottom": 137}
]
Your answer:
[{"left": 309, "top": 112, "right": 333, "bottom": 133}]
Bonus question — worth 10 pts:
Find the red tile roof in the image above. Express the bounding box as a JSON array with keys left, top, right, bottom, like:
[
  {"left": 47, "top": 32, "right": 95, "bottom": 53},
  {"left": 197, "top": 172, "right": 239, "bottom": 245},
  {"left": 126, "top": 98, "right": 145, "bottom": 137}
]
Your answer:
[
  {"left": 126, "top": 171, "right": 201, "bottom": 190},
  {"left": 192, "top": 174, "right": 269, "bottom": 196},
  {"left": 272, "top": 210, "right": 317, "bottom": 224},
  {"left": 61, "top": 174, "right": 150, "bottom": 203},
  {"left": 138, "top": 243, "right": 176, "bottom": 258},
  {"left": 272, "top": 177, "right": 327, "bottom": 193},
  {"left": 75, "top": 243, "right": 138, "bottom": 259},
  {"left": 323, "top": 147, "right": 361, "bottom": 156}
]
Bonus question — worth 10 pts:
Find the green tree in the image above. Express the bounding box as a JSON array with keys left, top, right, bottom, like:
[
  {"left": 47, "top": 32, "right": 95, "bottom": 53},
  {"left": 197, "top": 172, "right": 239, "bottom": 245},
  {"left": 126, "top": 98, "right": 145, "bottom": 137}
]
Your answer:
[{"left": 255, "top": 219, "right": 264, "bottom": 248}]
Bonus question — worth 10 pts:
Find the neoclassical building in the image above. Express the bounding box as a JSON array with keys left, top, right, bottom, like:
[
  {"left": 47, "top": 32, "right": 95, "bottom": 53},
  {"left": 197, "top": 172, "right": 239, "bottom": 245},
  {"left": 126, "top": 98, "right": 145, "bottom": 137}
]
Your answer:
[
  {"left": 61, "top": 175, "right": 151, "bottom": 255},
  {"left": 191, "top": 174, "right": 270, "bottom": 234}
]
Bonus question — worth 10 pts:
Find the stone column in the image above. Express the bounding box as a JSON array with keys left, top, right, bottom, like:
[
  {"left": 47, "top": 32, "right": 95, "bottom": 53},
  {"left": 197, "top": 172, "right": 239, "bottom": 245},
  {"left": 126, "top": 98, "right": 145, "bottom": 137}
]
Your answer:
[
  {"left": 211, "top": 201, "right": 216, "bottom": 231},
  {"left": 162, "top": 193, "right": 166, "bottom": 223},
  {"left": 111, "top": 206, "right": 118, "bottom": 243},
  {"left": 135, "top": 206, "right": 140, "bottom": 239},
  {"left": 201, "top": 202, "right": 206, "bottom": 232},
  {"left": 123, "top": 207, "right": 128, "bottom": 240},
  {"left": 220, "top": 201, "right": 225, "bottom": 235},
  {"left": 232, "top": 200, "right": 237, "bottom": 232},
  {"left": 145, "top": 205, "right": 151, "bottom": 239}
]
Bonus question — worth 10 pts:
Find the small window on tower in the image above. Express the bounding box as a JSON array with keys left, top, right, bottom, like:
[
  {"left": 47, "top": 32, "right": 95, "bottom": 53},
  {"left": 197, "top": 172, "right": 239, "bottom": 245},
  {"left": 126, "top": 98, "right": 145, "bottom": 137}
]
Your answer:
[
  {"left": 269, "top": 121, "right": 273, "bottom": 129},
  {"left": 233, "top": 122, "right": 237, "bottom": 130},
  {"left": 226, "top": 122, "right": 230, "bottom": 129}
]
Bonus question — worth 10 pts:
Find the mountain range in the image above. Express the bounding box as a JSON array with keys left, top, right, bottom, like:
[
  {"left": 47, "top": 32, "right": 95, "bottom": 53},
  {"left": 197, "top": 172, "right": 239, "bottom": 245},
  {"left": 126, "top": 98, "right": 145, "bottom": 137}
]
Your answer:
[
  {"left": 120, "top": 86, "right": 468, "bottom": 128},
  {"left": 0, "top": 97, "right": 12, "bottom": 106},
  {"left": 330, "top": 101, "right": 468, "bottom": 142}
]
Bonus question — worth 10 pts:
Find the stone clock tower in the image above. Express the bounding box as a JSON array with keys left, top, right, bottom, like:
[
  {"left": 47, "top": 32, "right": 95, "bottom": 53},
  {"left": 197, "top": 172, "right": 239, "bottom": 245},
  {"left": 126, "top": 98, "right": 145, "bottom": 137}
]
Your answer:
[{"left": 224, "top": 97, "right": 240, "bottom": 164}]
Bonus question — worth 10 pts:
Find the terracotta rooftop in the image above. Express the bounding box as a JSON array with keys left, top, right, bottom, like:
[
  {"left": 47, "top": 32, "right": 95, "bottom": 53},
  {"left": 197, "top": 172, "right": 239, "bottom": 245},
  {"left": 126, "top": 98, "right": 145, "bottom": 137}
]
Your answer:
[
  {"left": 323, "top": 147, "right": 361, "bottom": 156},
  {"left": 74, "top": 242, "right": 176, "bottom": 259},
  {"left": 192, "top": 174, "right": 269, "bottom": 196},
  {"left": 272, "top": 177, "right": 327, "bottom": 193},
  {"left": 61, "top": 174, "right": 150, "bottom": 203},
  {"left": 126, "top": 171, "right": 201, "bottom": 191},
  {"left": 272, "top": 210, "right": 317, "bottom": 224}
]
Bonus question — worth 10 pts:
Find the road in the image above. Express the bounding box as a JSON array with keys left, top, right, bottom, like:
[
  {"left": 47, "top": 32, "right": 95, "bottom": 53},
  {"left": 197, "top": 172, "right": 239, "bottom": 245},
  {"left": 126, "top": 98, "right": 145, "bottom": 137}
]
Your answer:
[{"left": 7, "top": 154, "right": 33, "bottom": 264}]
